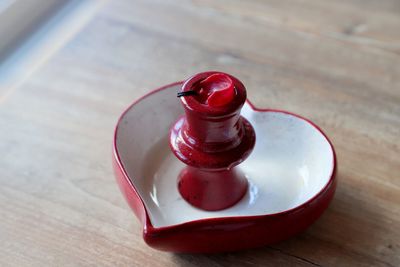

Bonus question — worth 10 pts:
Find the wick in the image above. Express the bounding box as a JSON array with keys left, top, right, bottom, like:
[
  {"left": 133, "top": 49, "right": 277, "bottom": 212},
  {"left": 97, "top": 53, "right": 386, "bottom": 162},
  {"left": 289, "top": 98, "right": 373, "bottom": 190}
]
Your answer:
[{"left": 177, "top": 90, "right": 197, "bottom": 97}]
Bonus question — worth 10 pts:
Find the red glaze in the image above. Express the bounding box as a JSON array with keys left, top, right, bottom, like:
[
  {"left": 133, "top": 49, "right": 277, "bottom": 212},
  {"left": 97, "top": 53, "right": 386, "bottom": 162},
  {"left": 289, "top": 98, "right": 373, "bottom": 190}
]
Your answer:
[
  {"left": 113, "top": 82, "right": 338, "bottom": 253},
  {"left": 195, "top": 73, "right": 235, "bottom": 107},
  {"left": 170, "top": 72, "right": 256, "bottom": 211},
  {"left": 177, "top": 167, "right": 248, "bottom": 211}
]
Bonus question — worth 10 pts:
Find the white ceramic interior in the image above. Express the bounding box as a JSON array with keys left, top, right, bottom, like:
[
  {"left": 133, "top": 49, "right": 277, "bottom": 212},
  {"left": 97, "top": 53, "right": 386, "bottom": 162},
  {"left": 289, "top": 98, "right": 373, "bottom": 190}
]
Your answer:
[{"left": 116, "top": 84, "right": 335, "bottom": 228}]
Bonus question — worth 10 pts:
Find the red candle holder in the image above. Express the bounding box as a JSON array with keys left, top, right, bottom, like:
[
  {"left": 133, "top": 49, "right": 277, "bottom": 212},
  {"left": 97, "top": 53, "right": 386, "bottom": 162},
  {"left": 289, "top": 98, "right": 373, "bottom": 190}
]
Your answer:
[{"left": 169, "top": 71, "right": 256, "bottom": 211}]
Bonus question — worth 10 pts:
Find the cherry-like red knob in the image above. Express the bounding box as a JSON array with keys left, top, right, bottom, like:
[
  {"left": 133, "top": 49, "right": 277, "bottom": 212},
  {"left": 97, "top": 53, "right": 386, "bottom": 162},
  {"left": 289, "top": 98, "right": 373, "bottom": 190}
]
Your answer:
[{"left": 195, "top": 73, "right": 235, "bottom": 107}]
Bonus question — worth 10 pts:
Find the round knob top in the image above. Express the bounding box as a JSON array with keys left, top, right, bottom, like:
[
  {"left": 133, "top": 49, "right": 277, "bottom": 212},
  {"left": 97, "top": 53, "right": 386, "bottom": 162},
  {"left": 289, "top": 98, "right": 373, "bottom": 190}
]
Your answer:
[
  {"left": 193, "top": 73, "right": 235, "bottom": 107},
  {"left": 179, "top": 71, "right": 247, "bottom": 117}
]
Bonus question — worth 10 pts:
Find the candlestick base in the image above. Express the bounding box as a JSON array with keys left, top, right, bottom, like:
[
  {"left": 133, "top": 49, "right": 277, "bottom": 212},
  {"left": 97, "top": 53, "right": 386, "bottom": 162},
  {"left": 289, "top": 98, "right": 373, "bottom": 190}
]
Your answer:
[{"left": 178, "top": 166, "right": 248, "bottom": 211}]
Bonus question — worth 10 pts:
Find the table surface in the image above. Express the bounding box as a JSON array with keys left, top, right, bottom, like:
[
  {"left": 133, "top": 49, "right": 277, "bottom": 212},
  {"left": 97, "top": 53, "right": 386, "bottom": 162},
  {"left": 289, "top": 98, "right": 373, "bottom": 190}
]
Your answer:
[{"left": 1, "top": 1, "right": 399, "bottom": 266}]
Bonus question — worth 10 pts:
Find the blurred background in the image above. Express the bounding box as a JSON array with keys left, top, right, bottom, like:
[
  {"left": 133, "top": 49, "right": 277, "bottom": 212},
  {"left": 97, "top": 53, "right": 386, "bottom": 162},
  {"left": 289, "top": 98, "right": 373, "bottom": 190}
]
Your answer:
[{"left": 0, "top": 1, "right": 399, "bottom": 266}]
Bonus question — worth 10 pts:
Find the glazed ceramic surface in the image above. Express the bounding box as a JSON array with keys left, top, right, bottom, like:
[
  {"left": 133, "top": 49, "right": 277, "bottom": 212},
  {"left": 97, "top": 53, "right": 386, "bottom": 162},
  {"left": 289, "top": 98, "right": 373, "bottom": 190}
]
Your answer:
[
  {"left": 170, "top": 71, "right": 256, "bottom": 211},
  {"left": 113, "top": 82, "right": 337, "bottom": 252}
]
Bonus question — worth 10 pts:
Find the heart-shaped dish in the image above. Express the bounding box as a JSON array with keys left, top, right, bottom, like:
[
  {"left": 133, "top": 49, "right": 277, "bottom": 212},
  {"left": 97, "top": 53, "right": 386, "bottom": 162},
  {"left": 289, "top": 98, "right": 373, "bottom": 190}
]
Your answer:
[{"left": 113, "top": 82, "right": 337, "bottom": 253}]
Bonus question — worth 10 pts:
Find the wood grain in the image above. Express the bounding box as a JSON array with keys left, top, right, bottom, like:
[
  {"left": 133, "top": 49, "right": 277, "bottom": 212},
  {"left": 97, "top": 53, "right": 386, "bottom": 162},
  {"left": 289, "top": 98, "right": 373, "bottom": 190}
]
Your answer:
[{"left": 0, "top": 0, "right": 399, "bottom": 266}]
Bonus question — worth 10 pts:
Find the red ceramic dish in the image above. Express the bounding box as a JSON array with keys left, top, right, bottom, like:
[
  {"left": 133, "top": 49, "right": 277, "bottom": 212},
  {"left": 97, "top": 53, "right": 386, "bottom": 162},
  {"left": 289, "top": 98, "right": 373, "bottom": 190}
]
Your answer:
[{"left": 113, "top": 82, "right": 337, "bottom": 253}]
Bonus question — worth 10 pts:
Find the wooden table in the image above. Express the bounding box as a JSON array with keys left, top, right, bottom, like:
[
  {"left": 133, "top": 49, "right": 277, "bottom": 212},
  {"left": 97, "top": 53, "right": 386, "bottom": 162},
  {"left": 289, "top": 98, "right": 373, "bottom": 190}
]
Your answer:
[{"left": 1, "top": 1, "right": 399, "bottom": 266}]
